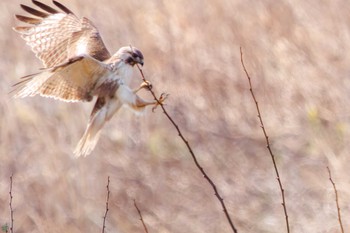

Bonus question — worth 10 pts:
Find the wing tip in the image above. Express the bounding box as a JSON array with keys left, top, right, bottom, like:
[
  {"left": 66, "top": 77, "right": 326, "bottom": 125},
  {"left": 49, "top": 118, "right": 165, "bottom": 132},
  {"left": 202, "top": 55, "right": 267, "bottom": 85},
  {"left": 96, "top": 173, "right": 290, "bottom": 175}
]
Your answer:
[
  {"left": 32, "top": 0, "right": 60, "bottom": 14},
  {"left": 15, "top": 14, "right": 42, "bottom": 24},
  {"left": 52, "top": 0, "right": 75, "bottom": 15},
  {"left": 20, "top": 4, "right": 49, "bottom": 18}
]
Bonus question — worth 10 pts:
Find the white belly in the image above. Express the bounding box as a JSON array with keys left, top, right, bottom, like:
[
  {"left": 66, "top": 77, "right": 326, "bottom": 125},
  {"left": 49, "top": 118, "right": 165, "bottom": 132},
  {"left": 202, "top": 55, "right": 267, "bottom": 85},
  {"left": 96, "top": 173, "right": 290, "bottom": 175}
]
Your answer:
[{"left": 116, "top": 63, "right": 133, "bottom": 85}]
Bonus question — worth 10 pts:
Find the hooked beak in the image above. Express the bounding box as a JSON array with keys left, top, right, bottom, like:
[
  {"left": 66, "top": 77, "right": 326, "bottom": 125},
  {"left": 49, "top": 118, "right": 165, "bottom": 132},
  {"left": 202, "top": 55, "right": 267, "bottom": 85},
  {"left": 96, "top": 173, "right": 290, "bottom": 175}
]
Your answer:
[{"left": 136, "top": 57, "right": 144, "bottom": 66}]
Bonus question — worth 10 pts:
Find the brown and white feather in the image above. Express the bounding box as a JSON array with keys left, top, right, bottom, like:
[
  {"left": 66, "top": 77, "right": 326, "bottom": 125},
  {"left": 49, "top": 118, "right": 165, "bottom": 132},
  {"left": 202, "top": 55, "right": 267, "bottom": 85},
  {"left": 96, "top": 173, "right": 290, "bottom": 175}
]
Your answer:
[
  {"left": 14, "top": 0, "right": 110, "bottom": 68},
  {"left": 12, "top": 55, "right": 117, "bottom": 102},
  {"left": 13, "top": 1, "right": 150, "bottom": 157}
]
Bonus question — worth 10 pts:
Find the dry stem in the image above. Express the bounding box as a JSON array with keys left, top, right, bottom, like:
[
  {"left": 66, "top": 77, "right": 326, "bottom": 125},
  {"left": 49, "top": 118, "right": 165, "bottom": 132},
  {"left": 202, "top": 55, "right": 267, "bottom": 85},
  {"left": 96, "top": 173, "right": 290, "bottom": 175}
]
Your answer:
[
  {"left": 134, "top": 199, "right": 149, "bottom": 233},
  {"left": 136, "top": 64, "right": 238, "bottom": 233},
  {"left": 102, "top": 176, "right": 110, "bottom": 233},
  {"left": 9, "top": 175, "right": 14, "bottom": 233},
  {"left": 327, "top": 167, "right": 344, "bottom": 233},
  {"left": 240, "top": 47, "right": 290, "bottom": 233}
]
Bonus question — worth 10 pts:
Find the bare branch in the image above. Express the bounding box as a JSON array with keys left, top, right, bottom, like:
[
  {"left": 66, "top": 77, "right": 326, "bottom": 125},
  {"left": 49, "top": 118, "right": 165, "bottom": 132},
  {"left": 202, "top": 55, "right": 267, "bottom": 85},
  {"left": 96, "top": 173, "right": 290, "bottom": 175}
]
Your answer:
[
  {"left": 240, "top": 47, "right": 290, "bottom": 233},
  {"left": 9, "top": 175, "right": 14, "bottom": 233},
  {"left": 133, "top": 199, "right": 149, "bottom": 233},
  {"left": 327, "top": 167, "right": 344, "bottom": 233},
  {"left": 102, "top": 176, "right": 110, "bottom": 233},
  {"left": 135, "top": 64, "right": 238, "bottom": 233}
]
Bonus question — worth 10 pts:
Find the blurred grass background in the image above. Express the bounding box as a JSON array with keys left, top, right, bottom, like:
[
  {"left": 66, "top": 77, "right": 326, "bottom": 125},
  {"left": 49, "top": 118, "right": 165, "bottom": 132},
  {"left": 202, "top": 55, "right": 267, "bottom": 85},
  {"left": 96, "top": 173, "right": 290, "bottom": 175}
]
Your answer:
[{"left": 1, "top": 0, "right": 350, "bottom": 232}]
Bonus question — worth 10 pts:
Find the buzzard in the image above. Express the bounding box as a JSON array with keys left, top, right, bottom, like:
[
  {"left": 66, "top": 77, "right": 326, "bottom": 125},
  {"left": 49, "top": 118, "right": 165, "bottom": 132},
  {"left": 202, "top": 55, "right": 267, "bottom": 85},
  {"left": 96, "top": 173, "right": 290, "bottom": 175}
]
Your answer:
[{"left": 13, "top": 0, "right": 164, "bottom": 156}]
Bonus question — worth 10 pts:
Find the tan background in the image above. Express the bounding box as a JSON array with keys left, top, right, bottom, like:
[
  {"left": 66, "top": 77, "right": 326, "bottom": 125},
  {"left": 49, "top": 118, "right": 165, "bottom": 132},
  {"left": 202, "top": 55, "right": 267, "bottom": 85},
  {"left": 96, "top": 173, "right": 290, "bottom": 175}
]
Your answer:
[{"left": 1, "top": 0, "right": 350, "bottom": 232}]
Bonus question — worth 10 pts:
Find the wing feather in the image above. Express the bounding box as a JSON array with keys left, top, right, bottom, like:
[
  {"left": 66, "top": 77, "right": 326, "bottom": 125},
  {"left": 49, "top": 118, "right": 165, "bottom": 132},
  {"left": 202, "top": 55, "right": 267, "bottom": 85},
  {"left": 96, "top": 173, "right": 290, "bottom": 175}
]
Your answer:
[
  {"left": 12, "top": 55, "right": 116, "bottom": 102},
  {"left": 15, "top": 15, "right": 41, "bottom": 24},
  {"left": 14, "top": 1, "right": 110, "bottom": 68},
  {"left": 13, "top": 26, "right": 32, "bottom": 33},
  {"left": 52, "top": 0, "right": 75, "bottom": 15},
  {"left": 20, "top": 4, "right": 49, "bottom": 18},
  {"left": 32, "top": 0, "right": 60, "bottom": 14}
]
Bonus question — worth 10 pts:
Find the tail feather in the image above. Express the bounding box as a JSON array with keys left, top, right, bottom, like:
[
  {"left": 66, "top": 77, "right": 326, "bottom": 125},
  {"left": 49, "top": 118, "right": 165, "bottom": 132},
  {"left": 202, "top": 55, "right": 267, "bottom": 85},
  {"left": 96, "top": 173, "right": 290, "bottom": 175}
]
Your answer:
[
  {"left": 74, "top": 97, "right": 123, "bottom": 157},
  {"left": 74, "top": 125, "right": 102, "bottom": 157},
  {"left": 74, "top": 108, "right": 106, "bottom": 157}
]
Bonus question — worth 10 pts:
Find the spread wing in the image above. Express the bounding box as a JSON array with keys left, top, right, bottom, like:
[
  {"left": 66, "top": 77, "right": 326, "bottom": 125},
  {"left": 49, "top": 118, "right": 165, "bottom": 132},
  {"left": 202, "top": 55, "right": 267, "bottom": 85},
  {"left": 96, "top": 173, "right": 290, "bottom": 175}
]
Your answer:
[
  {"left": 13, "top": 0, "right": 111, "bottom": 68},
  {"left": 12, "top": 55, "right": 119, "bottom": 102}
]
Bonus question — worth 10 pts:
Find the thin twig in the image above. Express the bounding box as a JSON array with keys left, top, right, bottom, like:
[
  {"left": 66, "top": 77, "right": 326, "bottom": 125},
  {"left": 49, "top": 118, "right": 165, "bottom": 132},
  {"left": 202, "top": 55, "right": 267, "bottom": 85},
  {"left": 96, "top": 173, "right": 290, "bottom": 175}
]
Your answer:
[
  {"left": 136, "top": 64, "right": 238, "bottom": 233},
  {"left": 133, "top": 199, "right": 149, "bottom": 233},
  {"left": 9, "top": 175, "right": 14, "bottom": 233},
  {"left": 102, "top": 176, "right": 110, "bottom": 233},
  {"left": 240, "top": 47, "right": 290, "bottom": 233},
  {"left": 327, "top": 167, "right": 344, "bottom": 233}
]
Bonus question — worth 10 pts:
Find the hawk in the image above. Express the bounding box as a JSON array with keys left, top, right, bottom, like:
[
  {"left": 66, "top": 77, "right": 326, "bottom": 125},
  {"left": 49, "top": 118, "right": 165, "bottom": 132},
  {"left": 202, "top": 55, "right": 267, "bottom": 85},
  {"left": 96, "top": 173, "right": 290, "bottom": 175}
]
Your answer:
[{"left": 13, "top": 0, "right": 164, "bottom": 157}]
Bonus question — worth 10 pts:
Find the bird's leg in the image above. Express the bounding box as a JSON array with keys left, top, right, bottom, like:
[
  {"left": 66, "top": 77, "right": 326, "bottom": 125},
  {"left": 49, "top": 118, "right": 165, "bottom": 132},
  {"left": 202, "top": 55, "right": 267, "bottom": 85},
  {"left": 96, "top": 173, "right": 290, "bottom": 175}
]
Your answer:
[
  {"left": 133, "top": 81, "right": 152, "bottom": 93},
  {"left": 134, "top": 96, "right": 156, "bottom": 108},
  {"left": 134, "top": 93, "right": 169, "bottom": 111},
  {"left": 118, "top": 84, "right": 167, "bottom": 112}
]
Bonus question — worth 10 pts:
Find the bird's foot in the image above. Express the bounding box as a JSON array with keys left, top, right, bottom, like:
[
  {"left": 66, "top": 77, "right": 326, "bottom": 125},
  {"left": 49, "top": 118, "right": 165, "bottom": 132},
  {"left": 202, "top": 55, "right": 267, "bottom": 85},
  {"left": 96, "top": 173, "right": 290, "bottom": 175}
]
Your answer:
[
  {"left": 141, "top": 80, "right": 152, "bottom": 90},
  {"left": 152, "top": 93, "right": 169, "bottom": 112},
  {"left": 134, "top": 80, "right": 152, "bottom": 93}
]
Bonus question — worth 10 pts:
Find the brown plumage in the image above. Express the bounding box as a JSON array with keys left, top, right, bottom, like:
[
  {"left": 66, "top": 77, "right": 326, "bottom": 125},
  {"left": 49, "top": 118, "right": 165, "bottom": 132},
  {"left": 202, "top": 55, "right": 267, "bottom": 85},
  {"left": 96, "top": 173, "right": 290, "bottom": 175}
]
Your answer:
[
  {"left": 12, "top": 1, "right": 165, "bottom": 156},
  {"left": 14, "top": 0, "right": 110, "bottom": 67}
]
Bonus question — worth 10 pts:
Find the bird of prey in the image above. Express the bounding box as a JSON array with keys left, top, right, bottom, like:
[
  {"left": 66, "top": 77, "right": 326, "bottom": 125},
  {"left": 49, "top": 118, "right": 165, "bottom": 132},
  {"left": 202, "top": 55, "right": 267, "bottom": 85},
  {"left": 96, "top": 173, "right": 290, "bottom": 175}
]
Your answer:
[{"left": 12, "top": 0, "right": 165, "bottom": 157}]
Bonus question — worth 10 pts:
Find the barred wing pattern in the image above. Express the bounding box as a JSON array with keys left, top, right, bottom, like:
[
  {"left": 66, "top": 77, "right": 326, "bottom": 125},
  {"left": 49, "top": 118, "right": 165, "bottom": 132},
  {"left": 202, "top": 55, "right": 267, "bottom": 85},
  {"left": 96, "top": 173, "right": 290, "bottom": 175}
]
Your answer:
[
  {"left": 14, "top": 0, "right": 111, "bottom": 68},
  {"left": 12, "top": 55, "right": 117, "bottom": 102}
]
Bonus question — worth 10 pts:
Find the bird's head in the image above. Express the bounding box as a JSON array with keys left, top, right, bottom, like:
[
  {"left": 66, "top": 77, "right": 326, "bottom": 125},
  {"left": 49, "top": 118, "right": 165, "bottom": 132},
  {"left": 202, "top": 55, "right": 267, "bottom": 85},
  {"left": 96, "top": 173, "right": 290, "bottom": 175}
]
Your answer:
[{"left": 117, "top": 46, "right": 144, "bottom": 66}]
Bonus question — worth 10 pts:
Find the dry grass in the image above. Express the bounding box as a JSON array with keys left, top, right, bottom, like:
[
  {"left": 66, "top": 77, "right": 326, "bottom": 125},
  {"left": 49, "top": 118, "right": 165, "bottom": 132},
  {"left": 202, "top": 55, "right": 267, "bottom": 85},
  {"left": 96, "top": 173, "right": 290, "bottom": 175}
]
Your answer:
[{"left": 1, "top": 0, "right": 350, "bottom": 232}]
